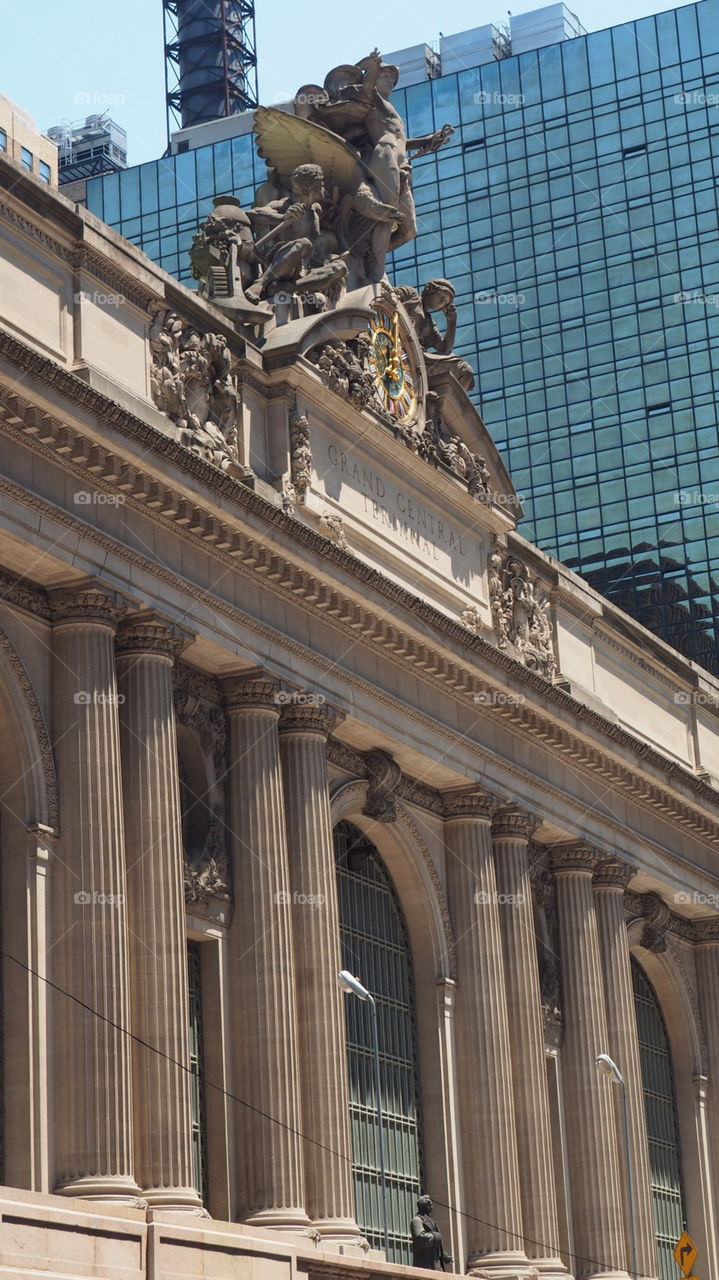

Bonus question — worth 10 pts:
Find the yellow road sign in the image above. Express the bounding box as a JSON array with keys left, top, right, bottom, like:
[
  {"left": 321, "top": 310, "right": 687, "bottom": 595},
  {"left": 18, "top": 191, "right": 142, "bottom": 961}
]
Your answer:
[{"left": 673, "top": 1232, "right": 698, "bottom": 1277}]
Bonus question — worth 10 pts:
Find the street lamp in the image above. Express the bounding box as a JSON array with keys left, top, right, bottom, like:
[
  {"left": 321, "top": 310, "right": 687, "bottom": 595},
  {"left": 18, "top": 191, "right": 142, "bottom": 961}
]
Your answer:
[
  {"left": 338, "top": 970, "right": 389, "bottom": 1258},
  {"left": 596, "top": 1053, "right": 636, "bottom": 1280}
]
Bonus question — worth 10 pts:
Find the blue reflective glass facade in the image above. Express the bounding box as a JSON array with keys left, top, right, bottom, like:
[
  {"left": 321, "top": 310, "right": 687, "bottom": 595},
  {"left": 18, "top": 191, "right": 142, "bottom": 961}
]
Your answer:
[{"left": 87, "top": 0, "right": 719, "bottom": 671}]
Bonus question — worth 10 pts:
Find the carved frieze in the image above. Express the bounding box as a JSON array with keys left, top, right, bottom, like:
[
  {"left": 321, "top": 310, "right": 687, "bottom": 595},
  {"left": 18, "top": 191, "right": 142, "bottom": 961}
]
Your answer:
[
  {"left": 319, "top": 511, "right": 349, "bottom": 551},
  {"left": 488, "top": 542, "right": 557, "bottom": 680},
  {"left": 148, "top": 304, "right": 248, "bottom": 479},
  {"left": 289, "top": 411, "right": 312, "bottom": 506}
]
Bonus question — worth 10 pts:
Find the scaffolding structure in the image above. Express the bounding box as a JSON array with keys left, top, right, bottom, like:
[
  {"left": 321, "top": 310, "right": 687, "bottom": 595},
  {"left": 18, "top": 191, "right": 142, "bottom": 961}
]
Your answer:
[{"left": 163, "top": 0, "right": 258, "bottom": 139}]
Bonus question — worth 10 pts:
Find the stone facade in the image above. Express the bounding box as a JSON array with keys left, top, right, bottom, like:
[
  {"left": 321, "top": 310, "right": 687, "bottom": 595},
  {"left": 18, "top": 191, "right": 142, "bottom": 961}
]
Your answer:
[{"left": 0, "top": 148, "right": 718, "bottom": 1280}]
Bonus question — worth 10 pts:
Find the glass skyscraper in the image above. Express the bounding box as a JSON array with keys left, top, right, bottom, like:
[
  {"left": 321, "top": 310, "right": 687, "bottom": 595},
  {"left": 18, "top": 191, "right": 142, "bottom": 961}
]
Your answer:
[{"left": 86, "top": 0, "right": 719, "bottom": 671}]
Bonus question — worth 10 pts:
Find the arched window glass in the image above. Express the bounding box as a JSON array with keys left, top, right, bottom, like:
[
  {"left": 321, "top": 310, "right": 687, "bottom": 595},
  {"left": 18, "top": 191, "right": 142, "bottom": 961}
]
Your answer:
[
  {"left": 335, "top": 821, "right": 423, "bottom": 1263},
  {"left": 632, "top": 957, "right": 687, "bottom": 1280}
]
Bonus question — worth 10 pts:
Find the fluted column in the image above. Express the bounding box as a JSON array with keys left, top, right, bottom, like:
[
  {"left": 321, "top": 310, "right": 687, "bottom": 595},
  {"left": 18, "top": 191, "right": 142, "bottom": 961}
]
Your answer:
[
  {"left": 116, "top": 612, "right": 203, "bottom": 1212},
  {"left": 224, "top": 672, "right": 309, "bottom": 1231},
  {"left": 444, "top": 789, "right": 532, "bottom": 1277},
  {"left": 695, "top": 919, "right": 719, "bottom": 1249},
  {"left": 551, "top": 846, "right": 629, "bottom": 1280},
  {"left": 49, "top": 581, "right": 141, "bottom": 1202},
  {"left": 492, "top": 810, "right": 567, "bottom": 1279},
  {"left": 278, "top": 701, "right": 361, "bottom": 1246},
  {"left": 593, "top": 861, "right": 658, "bottom": 1280}
]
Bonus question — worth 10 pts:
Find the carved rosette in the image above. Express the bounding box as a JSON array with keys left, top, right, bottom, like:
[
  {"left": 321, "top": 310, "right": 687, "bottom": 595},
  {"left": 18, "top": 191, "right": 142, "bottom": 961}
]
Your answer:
[
  {"left": 443, "top": 788, "right": 495, "bottom": 821},
  {"left": 549, "top": 843, "right": 602, "bottom": 875},
  {"left": 593, "top": 858, "right": 634, "bottom": 891},
  {"left": 491, "top": 806, "right": 535, "bottom": 840},
  {"left": 362, "top": 748, "right": 402, "bottom": 822},
  {"left": 48, "top": 580, "right": 129, "bottom": 630}
]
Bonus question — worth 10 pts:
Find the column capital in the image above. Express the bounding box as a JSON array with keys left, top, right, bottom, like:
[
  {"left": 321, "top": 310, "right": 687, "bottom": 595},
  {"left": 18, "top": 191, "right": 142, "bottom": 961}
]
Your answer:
[
  {"left": 491, "top": 805, "right": 536, "bottom": 840},
  {"left": 116, "top": 610, "right": 194, "bottom": 660},
  {"left": 278, "top": 700, "right": 339, "bottom": 737},
  {"left": 222, "top": 668, "right": 281, "bottom": 712},
  {"left": 694, "top": 916, "right": 719, "bottom": 943},
  {"left": 49, "top": 577, "right": 134, "bottom": 629},
  {"left": 593, "top": 858, "right": 634, "bottom": 891},
  {"left": 549, "top": 842, "right": 602, "bottom": 874},
  {"left": 443, "top": 787, "right": 495, "bottom": 820}
]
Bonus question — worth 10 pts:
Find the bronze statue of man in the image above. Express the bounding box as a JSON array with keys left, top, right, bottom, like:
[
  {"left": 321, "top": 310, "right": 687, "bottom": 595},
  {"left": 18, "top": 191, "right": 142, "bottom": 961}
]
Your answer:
[{"left": 410, "top": 1195, "right": 452, "bottom": 1271}]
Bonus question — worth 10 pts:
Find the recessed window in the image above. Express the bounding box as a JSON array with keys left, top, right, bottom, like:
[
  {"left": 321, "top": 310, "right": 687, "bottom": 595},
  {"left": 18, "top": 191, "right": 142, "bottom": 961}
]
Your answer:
[
  {"left": 39, "top": 160, "right": 51, "bottom": 184},
  {"left": 20, "top": 146, "right": 33, "bottom": 171},
  {"left": 0, "top": 128, "right": 6, "bottom": 153}
]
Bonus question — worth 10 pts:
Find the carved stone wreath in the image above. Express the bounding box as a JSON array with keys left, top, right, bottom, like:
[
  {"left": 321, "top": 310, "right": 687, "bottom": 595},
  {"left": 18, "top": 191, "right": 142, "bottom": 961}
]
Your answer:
[{"left": 487, "top": 541, "right": 557, "bottom": 681}]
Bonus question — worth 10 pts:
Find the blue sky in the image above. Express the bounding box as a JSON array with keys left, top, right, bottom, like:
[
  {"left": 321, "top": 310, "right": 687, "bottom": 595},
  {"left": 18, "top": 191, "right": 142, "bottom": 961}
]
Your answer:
[{"left": 0, "top": 0, "right": 692, "bottom": 166}]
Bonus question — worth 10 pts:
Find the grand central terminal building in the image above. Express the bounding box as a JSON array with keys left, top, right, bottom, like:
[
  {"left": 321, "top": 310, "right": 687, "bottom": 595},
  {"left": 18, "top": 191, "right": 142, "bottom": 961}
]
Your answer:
[{"left": 0, "top": 54, "right": 718, "bottom": 1280}]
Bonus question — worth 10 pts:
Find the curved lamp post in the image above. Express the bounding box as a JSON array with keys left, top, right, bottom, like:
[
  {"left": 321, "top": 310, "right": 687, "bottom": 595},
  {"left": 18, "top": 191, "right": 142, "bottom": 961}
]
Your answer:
[
  {"left": 596, "top": 1052, "right": 637, "bottom": 1280},
  {"left": 338, "top": 970, "right": 389, "bottom": 1257}
]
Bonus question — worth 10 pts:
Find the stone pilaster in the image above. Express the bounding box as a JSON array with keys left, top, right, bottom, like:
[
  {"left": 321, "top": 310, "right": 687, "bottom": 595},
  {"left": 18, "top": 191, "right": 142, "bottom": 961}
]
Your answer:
[
  {"left": 492, "top": 810, "right": 567, "bottom": 1279},
  {"left": 278, "top": 701, "right": 361, "bottom": 1246},
  {"left": 551, "top": 846, "right": 629, "bottom": 1280},
  {"left": 116, "top": 612, "right": 203, "bottom": 1212},
  {"left": 593, "top": 860, "right": 658, "bottom": 1280},
  {"left": 49, "top": 581, "right": 141, "bottom": 1202},
  {"left": 224, "top": 673, "right": 309, "bottom": 1232},
  {"left": 695, "top": 918, "right": 719, "bottom": 1248},
  {"left": 443, "top": 789, "right": 532, "bottom": 1277}
]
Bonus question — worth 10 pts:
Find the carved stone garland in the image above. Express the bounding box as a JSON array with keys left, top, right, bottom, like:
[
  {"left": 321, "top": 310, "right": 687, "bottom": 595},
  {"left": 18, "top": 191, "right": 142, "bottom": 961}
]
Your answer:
[
  {"left": 487, "top": 541, "right": 557, "bottom": 680},
  {"left": 173, "top": 678, "right": 232, "bottom": 913}
]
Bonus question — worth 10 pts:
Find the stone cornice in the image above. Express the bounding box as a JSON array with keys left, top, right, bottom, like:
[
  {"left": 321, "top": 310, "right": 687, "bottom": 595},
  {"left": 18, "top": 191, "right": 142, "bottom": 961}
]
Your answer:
[
  {"left": 116, "top": 611, "right": 194, "bottom": 660},
  {"left": 693, "top": 917, "right": 719, "bottom": 943},
  {"left": 491, "top": 806, "right": 535, "bottom": 840},
  {"left": 550, "top": 843, "right": 602, "bottom": 874},
  {"left": 48, "top": 579, "right": 131, "bottom": 629},
  {"left": 2, "top": 335, "right": 719, "bottom": 851},
  {"left": 443, "top": 788, "right": 495, "bottom": 820},
  {"left": 593, "top": 858, "right": 634, "bottom": 890}
]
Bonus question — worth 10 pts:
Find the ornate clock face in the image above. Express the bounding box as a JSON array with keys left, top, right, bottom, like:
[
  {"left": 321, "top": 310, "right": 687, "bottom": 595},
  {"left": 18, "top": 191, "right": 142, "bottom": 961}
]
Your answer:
[{"left": 368, "top": 304, "right": 418, "bottom": 421}]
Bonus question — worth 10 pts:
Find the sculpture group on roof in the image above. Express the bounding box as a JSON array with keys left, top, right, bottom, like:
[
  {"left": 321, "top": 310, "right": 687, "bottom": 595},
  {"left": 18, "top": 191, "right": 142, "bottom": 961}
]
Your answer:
[{"left": 189, "top": 49, "right": 453, "bottom": 321}]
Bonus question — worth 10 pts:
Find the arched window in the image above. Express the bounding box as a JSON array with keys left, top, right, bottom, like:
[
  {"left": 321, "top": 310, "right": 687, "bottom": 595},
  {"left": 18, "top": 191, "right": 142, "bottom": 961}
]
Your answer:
[
  {"left": 335, "top": 821, "right": 423, "bottom": 1263},
  {"left": 632, "top": 957, "right": 686, "bottom": 1280}
]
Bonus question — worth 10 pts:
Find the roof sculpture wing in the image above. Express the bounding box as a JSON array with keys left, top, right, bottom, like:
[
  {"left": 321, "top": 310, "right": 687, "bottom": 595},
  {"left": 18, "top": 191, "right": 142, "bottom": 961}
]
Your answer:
[{"left": 253, "top": 107, "right": 365, "bottom": 194}]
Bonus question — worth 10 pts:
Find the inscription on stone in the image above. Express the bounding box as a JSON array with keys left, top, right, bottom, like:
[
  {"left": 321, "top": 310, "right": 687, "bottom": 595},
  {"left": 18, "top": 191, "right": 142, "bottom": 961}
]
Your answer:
[{"left": 326, "top": 444, "right": 468, "bottom": 565}]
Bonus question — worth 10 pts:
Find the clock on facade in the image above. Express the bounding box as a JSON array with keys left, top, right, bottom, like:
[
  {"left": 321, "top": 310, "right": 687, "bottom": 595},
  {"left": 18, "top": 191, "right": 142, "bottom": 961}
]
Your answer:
[{"left": 367, "top": 303, "right": 418, "bottom": 422}]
